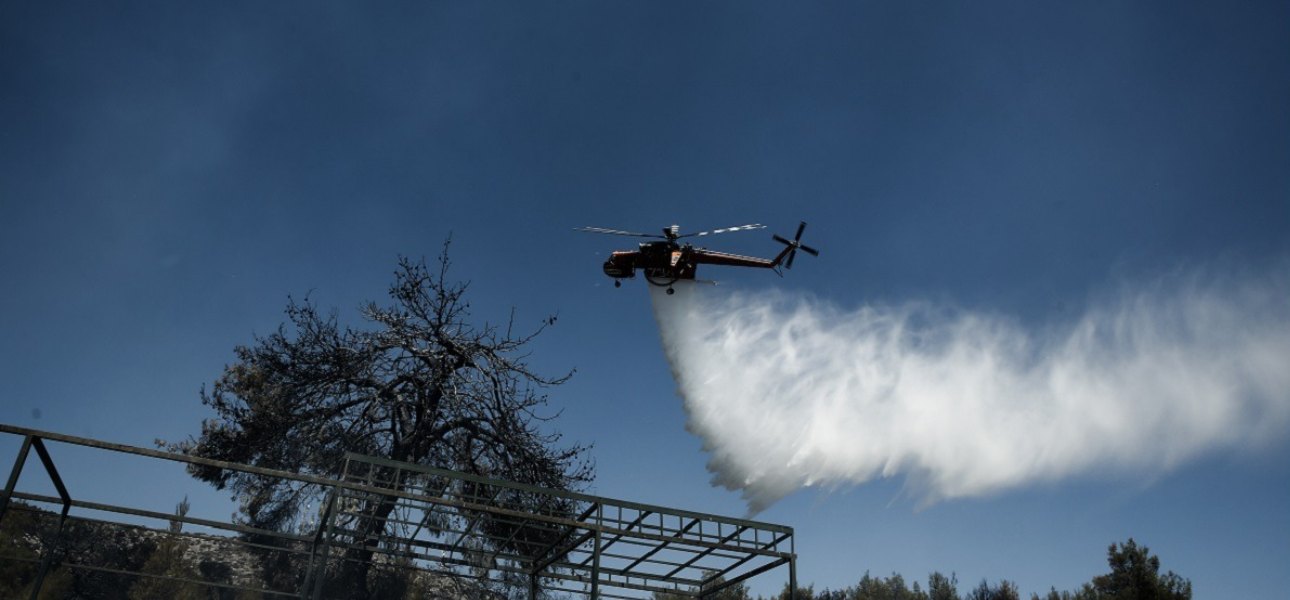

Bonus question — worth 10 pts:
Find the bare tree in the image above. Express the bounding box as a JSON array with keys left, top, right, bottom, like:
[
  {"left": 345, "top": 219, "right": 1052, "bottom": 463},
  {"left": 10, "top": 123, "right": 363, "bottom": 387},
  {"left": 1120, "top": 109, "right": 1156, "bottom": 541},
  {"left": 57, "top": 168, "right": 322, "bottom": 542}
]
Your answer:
[{"left": 167, "top": 241, "right": 592, "bottom": 597}]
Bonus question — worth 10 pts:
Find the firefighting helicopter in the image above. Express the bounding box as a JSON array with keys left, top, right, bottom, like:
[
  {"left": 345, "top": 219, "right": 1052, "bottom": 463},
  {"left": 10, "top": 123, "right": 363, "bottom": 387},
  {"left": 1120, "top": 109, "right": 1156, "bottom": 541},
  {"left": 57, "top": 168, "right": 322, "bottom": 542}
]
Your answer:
[{"left": 575, "top": 221, "right": 818, "bottom": 294}]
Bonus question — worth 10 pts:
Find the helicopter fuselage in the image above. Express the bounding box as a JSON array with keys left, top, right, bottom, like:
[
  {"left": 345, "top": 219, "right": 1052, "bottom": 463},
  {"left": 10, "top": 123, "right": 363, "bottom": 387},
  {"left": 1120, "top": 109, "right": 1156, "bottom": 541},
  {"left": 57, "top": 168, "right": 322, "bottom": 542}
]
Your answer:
[{"left": 602, "top": 241, "right": 697, "bottom": 283}]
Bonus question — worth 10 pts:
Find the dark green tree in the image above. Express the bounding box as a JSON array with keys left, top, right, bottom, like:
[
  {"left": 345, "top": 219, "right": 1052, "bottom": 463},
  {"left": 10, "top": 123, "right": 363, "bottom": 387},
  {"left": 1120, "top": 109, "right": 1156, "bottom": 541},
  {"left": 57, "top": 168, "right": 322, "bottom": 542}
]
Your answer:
[
  {"left": 1083, "top": 539, "right": 1190, "bottom": 600},
  {"left": 168, "top": 245, "right": 592, "bottom": 597},
  {"left": 853, "top": 571, "right": 928, "bottom": 600},
  {"left": 965, "top": 580, "right": 1019, "bottom": 600},
  {"left": 1030, "top": 588, "right": 1088, "bottom": 600},
  {"left": 928, "top": 572, "right": 960, "bottom": 600},
  {"left": 815, "top": 589, "right": 853, "bottom": 600},
  {"left": 768, "top": 582, "right": 815, "bottom": 600},
  {"left": 127, "top": 497, "right": 203, "bottom": 600}
]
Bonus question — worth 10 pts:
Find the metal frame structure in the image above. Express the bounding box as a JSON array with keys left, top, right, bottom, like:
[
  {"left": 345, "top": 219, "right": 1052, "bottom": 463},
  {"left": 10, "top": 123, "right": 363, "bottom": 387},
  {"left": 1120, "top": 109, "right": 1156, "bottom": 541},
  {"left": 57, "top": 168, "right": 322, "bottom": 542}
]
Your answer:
[{"left": 0, "top": 423, "right": 796, "bottom": 599}]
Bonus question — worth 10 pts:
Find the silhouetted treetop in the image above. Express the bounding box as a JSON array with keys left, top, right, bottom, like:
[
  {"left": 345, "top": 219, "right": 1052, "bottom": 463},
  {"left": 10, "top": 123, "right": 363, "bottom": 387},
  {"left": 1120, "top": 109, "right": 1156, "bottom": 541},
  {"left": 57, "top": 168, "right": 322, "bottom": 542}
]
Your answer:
[{"left": 166, "top": 241, "right": 592, "bottom": 596}]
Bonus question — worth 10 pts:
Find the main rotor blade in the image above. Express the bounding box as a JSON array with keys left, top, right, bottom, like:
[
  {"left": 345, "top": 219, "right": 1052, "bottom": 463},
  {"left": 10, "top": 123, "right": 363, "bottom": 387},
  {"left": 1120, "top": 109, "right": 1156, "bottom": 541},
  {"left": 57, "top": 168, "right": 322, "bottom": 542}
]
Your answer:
[
  {"left": 574, "top": 226, "right": 664, "bottom": 238},
  {"left": 680, "top": 223, "right": 766, "bottom": 239}
]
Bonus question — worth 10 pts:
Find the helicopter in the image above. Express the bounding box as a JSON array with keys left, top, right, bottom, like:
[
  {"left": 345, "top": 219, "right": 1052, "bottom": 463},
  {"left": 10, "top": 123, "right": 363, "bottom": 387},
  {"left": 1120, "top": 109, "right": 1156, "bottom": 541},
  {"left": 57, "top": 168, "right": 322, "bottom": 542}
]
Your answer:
[{"left": 575, "top": 221, "right": 818, "bottom": 294}]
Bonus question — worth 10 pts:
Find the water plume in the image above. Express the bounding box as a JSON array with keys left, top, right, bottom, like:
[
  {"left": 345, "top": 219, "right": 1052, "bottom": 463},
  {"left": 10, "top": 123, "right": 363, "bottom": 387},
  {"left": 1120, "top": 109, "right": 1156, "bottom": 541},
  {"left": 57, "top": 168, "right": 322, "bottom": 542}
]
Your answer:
[{"left": 649, "top": 266, "right": 1290, "bottom": 514}]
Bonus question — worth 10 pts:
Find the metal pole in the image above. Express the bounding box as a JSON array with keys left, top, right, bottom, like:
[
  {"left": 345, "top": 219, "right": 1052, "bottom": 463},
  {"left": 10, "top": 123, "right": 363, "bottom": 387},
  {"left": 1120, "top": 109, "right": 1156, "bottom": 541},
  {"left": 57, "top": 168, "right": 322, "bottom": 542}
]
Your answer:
[
  {"left": 23, "top": 437, "right": 73, "bottom": 600},
  {"left": 789, "top": 536, "right": 797, "bottom": 600},
  {"left": 529, "top": 573, "right": 540, "bottom": 600},
  {"left": 589, "top": 505, "right": 602, "bottom": 600},
  {"left": 30, "top": 438, "right": 72, "bottom": 512},
  {"left": 0, "top": 435, "right": 34, "bottom": 524},
  {"left": 303, "top": 486, "right": 339, "bottom": 596},
  {"left": 310, "top": 485, "right": 343, "bottom": 600}
]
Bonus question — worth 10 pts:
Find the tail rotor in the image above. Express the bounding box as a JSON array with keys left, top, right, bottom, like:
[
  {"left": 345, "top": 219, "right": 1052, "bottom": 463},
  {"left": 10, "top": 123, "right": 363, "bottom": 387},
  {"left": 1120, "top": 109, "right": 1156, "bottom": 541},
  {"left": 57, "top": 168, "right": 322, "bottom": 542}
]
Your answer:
[{"left": 772, "top": 221, "right": 820, "bottom": 270}]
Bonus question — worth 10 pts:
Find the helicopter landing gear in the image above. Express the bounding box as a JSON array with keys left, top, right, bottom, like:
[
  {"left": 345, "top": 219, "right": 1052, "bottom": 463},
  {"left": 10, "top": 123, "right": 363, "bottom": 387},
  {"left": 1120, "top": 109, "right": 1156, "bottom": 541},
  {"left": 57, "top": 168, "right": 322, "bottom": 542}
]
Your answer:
[
  {"left": 666, "top": 287, "right": 675, "bottom": 295},
  {"left": 614, "top": 280, "right": 621, "bottom": 288}
]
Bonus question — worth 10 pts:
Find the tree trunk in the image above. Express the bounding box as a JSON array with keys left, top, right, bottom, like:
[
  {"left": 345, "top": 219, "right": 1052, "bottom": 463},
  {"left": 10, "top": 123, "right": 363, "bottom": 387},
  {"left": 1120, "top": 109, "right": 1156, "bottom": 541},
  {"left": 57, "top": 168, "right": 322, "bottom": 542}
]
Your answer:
[{"left": 337, "top": 466, "right": 406, "bottom": 599}]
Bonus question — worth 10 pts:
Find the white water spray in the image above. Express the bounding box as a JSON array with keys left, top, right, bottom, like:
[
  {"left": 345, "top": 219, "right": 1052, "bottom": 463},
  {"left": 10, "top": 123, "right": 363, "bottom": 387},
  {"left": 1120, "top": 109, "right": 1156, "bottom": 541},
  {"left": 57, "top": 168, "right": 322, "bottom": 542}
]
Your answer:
[{"left": 650, "top": 267, "right": 1290, "bottom": 514}]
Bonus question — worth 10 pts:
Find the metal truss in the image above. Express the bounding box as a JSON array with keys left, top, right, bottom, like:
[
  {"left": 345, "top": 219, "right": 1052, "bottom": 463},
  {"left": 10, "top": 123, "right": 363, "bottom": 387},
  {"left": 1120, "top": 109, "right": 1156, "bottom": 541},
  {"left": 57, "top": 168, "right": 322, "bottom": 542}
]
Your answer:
[{"left": 0, "top": 423, "right": 796, "bottom": 599}]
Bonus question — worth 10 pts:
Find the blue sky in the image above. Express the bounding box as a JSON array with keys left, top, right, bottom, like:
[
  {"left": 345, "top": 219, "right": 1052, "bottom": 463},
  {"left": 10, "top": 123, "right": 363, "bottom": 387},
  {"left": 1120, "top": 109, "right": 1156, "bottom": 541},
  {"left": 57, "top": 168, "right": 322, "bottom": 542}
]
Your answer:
[{"left": 2, "top": 1, "right": 1288, "bottom": 598}]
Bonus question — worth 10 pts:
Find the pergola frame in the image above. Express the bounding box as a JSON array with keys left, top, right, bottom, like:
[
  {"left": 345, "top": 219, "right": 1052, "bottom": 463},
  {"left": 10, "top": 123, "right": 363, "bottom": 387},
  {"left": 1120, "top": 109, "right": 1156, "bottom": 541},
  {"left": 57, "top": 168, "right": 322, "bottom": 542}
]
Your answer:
[{"left": 0, "top": 423, "right": 796, "bottom": 599}]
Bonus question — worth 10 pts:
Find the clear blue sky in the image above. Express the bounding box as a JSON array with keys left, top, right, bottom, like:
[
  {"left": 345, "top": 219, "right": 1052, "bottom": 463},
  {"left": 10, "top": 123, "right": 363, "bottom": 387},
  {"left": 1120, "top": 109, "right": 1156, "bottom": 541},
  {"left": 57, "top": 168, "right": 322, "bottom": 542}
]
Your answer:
[{"left": 2, "top": 1, "right": 1287, "bottom": 598}]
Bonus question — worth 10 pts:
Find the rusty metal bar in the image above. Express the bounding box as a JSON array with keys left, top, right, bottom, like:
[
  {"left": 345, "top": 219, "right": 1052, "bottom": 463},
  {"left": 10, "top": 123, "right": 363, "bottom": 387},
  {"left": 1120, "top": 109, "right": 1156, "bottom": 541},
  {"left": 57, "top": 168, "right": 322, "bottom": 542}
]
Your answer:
[
  {"left": 528, "top": 502, "right": 600, "bottom": 575},
  {"left": 664, "top": 524, "right": 749, "bottom": 579},
  {"left": 577, "top": 509, "right": 653, "bottom": 567},
  {"left": 701, "top": 556, "right": 791, "bottom": 598}
]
